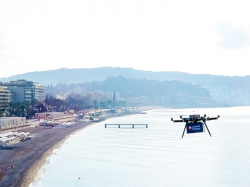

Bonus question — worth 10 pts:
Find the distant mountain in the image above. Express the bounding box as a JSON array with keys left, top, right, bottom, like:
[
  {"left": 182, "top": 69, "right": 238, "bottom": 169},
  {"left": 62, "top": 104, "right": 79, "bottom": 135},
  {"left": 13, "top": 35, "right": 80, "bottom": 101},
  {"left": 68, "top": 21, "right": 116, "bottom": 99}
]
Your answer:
[
  {"left": 0, "top": 67, "right": 233, "bottom": 85},
  {"left": 1, "top": 67, "right": 250, "bottom": 106}
]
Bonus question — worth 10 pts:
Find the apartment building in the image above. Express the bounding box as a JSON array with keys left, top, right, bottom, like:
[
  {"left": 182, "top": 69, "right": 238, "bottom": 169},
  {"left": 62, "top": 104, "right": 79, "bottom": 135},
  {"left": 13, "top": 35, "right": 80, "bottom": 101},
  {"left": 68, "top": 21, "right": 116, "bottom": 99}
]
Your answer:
[
  {"left": 2, "top": 80, "right": 46, "bottom": 103},
  {"left": 0, "top": 85, "right": 11, "bottom": 112}
]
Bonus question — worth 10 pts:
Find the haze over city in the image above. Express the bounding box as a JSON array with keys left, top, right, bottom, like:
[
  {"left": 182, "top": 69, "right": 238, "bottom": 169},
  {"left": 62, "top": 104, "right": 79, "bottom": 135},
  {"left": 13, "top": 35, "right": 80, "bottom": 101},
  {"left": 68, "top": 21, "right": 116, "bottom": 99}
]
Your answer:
[
  {"left": 1, "top": 0, "right": 250, "bottom": 77},
  {"left": 2, "top": 1, "right": 250, "bottom": 187}
]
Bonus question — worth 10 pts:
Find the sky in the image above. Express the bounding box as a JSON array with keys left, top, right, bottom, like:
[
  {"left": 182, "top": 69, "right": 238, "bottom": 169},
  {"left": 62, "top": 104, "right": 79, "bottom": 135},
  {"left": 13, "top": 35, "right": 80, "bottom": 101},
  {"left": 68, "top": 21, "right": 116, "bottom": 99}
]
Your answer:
[{"left": 1, "top": 0, "right": 250, "bottom": 77}]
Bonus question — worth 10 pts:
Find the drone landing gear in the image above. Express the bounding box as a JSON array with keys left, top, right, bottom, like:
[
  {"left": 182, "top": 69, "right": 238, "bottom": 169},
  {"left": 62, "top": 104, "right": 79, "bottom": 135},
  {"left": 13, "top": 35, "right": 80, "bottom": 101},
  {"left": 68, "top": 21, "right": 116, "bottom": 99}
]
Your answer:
[
  {"left": 204, "top": 122, "right": 212, "bottom": 137},
  {"left": 181, "top": 124, "right": 187, "bottom": 139}
]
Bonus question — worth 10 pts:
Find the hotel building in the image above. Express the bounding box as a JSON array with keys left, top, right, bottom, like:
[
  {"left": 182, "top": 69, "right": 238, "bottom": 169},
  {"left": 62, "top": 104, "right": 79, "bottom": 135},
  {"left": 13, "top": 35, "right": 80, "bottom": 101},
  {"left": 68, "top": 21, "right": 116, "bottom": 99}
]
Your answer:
[
  {"left": 2, "top": 80, "right": 46, "bottom": 103},
  {"left": 0, "top": 85, "right": 11, "bottom": 112}
]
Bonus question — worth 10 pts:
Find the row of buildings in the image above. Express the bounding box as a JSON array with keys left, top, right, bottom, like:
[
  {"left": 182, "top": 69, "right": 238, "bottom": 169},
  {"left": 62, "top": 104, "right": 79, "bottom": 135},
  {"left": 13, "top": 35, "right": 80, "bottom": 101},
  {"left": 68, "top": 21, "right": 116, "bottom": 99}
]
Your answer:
[{"left": 0, "top": 80, "right": 46, "bottom": 112}]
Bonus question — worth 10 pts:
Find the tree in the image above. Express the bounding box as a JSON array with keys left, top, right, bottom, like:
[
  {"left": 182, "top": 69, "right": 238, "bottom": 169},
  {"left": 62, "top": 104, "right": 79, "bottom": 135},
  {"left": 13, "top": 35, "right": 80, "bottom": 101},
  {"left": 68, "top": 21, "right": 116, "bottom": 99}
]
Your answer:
[{"left": 35, "top": 103, "right": 47, "bottom": 113}]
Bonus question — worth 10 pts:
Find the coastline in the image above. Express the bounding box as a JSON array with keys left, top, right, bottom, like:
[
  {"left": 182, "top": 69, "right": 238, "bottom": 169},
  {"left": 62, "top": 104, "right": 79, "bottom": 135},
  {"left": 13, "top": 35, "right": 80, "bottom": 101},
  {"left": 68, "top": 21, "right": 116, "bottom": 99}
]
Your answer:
[
  {"left": 0, "top": 107, "right": 156, "bottom": 187},
  {"left": 24, "top": 122, "right": 93, "bottom": 187},
  {"left": 0, "top": 121, "right": 93, "bottom": 187},
  {"left": 26, "top": 112, "right": 143, "bottom": 187}
]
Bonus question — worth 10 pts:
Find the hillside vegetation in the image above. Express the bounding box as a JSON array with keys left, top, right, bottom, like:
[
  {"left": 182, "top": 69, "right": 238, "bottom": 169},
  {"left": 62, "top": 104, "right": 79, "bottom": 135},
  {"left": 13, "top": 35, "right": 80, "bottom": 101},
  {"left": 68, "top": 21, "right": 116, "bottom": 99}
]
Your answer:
[
  {"left": 46, "top": 76, "right": 225, "bottom": 108},
  {"left": 1, "top": 67, "right": 249, "bottom": 106}
]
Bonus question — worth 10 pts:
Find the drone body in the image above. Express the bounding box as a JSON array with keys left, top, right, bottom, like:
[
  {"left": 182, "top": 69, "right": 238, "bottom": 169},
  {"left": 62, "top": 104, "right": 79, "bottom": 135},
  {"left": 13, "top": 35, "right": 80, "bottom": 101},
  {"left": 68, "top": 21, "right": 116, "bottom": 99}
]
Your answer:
[{"left": 171, "top": 114, "right": 220, "bottom": 138}]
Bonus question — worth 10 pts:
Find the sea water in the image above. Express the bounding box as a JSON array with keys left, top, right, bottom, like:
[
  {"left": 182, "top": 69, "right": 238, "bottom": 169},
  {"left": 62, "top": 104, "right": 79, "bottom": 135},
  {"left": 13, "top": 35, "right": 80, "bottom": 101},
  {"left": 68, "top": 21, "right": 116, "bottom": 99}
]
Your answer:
[{"left": 32, "top": 107, "right": 250, "bottom": 187}]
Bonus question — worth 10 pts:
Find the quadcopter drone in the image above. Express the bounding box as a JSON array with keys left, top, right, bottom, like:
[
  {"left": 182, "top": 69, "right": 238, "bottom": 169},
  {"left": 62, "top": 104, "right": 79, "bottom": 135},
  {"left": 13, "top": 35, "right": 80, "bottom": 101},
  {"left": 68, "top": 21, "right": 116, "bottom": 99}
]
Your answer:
[{"left": 171, "top": 114, "right": 220, "bottom": 138}]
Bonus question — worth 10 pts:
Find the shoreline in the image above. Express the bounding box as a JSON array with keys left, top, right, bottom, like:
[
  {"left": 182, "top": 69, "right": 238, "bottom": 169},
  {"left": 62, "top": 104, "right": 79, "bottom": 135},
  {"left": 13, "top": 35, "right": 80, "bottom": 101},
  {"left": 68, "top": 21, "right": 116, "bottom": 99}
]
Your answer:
[
  {"left": 0, "top": 107, "right": 156, "bottom": 187},
  {"left": 25, "top": 122, "right": 94, "bottom": 187},
  {"left": 0, "top": 121, "right": 93, "bottom": 187},
  {"left": 26, "top": 112, "right": 142, "bottom": 187}
]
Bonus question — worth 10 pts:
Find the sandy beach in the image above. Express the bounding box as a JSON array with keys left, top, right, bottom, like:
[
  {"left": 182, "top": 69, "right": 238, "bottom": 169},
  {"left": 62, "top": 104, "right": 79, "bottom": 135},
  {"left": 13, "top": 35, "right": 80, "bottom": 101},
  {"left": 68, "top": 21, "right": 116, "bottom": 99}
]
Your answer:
[
  {"left": 0, "top": 121, "right": 93, "bottom": 187},
  {"left": 0, "top": 108, "right": 155, "bottom": 187}
]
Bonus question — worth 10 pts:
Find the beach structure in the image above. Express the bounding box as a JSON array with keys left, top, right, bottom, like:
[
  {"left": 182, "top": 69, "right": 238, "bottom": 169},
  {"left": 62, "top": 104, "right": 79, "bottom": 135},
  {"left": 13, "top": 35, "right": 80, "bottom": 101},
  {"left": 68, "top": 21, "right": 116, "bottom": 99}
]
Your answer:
[
  {"left": 105, "top": 124, "right": 148, "bottom": 128},
  {"left": 35, "top": 112, "right": 64, "bottom": 120},
  {"left": 1, "top": 137, "right": 17, "bottom": 144},
  {"left": 0, "top": 117, "right": 27, "bottom": 131},
  {"left": 42, "top": 121, "right": 61, "bottom": 127},
  {"left": 15, "top": 132, "right": 30, "bottom": 139},
  {"left": 59, "top": 122, "right": 73, "bottom": 128},
  {"left": 0, "top": 131, "right": 30, "bottom": 146}
]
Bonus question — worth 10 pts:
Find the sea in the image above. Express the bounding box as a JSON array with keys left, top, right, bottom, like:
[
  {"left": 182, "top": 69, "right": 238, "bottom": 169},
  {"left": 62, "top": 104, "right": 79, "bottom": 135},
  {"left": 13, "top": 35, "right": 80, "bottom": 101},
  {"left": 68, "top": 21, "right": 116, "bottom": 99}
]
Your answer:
[{"left": 31, "top": 107, "right": 250, "bottom": 187}]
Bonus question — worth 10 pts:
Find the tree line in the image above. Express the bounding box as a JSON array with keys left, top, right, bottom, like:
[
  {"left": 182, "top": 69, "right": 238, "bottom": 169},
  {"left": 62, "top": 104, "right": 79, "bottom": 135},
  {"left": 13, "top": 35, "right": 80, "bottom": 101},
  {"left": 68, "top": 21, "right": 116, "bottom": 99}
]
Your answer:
[{"left": 0, "top": 96, "right": 124, "bottom": 118}]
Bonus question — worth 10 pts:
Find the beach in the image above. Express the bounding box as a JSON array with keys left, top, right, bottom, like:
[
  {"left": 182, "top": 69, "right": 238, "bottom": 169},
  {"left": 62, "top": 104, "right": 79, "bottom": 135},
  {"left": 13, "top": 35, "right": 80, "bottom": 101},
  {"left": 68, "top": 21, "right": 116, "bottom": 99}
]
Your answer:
[
  {"left": 28, "top": 107, "right": 250, "bottom": 187},
  {"left": 0, "top": 108, "right": 152, "bottom": 187},
  {"left": 0, "top": 121, "right": 92, "bottom": 187}
]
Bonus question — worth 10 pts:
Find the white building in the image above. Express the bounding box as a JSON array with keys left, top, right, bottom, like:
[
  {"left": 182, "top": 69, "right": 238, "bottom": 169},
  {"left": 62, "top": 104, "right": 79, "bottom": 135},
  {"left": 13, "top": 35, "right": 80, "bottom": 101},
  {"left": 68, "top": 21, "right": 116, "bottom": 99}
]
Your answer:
[
  {"left": 2, "top": 79, "right": 46, "bottom": 103},
  {"left": 0, "top": 85, "right": 11, "bottom": 112},
  {"left": 0, "top": 117, "right": 27, "bottom": 131},
  {"left": 35, "top": 112, "right": 65, "bottom": 120}
]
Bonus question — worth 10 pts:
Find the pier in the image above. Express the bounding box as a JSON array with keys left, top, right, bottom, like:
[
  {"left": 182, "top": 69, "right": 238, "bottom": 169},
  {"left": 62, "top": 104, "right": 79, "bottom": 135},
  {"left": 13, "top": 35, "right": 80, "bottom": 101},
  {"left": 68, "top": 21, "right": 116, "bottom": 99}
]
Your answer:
[{"left": 105, "top": 124, "right": 148, "bottom": 128}]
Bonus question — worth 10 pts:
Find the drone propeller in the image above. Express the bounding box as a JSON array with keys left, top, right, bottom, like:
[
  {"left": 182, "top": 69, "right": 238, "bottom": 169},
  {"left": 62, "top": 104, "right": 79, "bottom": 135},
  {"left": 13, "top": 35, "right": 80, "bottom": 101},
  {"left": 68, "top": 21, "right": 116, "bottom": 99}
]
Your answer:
[
  {"left": 171, "top": 118, "right": 184, "bottom": 122},
  {"left": 207, "top": 115, "right": 220, "bottom": 121}
]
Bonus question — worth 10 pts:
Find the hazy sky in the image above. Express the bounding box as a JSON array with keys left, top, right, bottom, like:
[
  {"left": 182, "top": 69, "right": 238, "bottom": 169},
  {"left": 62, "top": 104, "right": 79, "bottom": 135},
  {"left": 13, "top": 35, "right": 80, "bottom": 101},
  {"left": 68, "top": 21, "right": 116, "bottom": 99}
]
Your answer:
[{"left": 1, "top": 0, "right": 250, "bottom": 77}]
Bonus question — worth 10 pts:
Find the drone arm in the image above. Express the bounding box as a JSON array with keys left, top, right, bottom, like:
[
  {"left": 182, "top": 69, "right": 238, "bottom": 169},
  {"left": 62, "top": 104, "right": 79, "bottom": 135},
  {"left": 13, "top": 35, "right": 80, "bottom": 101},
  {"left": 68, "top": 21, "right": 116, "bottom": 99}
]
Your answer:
[
  {"left": 172, "top": 119, "right": 184, "bottom": 122},
  {"left": 207, "top": 117, "right": 219, "bottom": 121}
]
